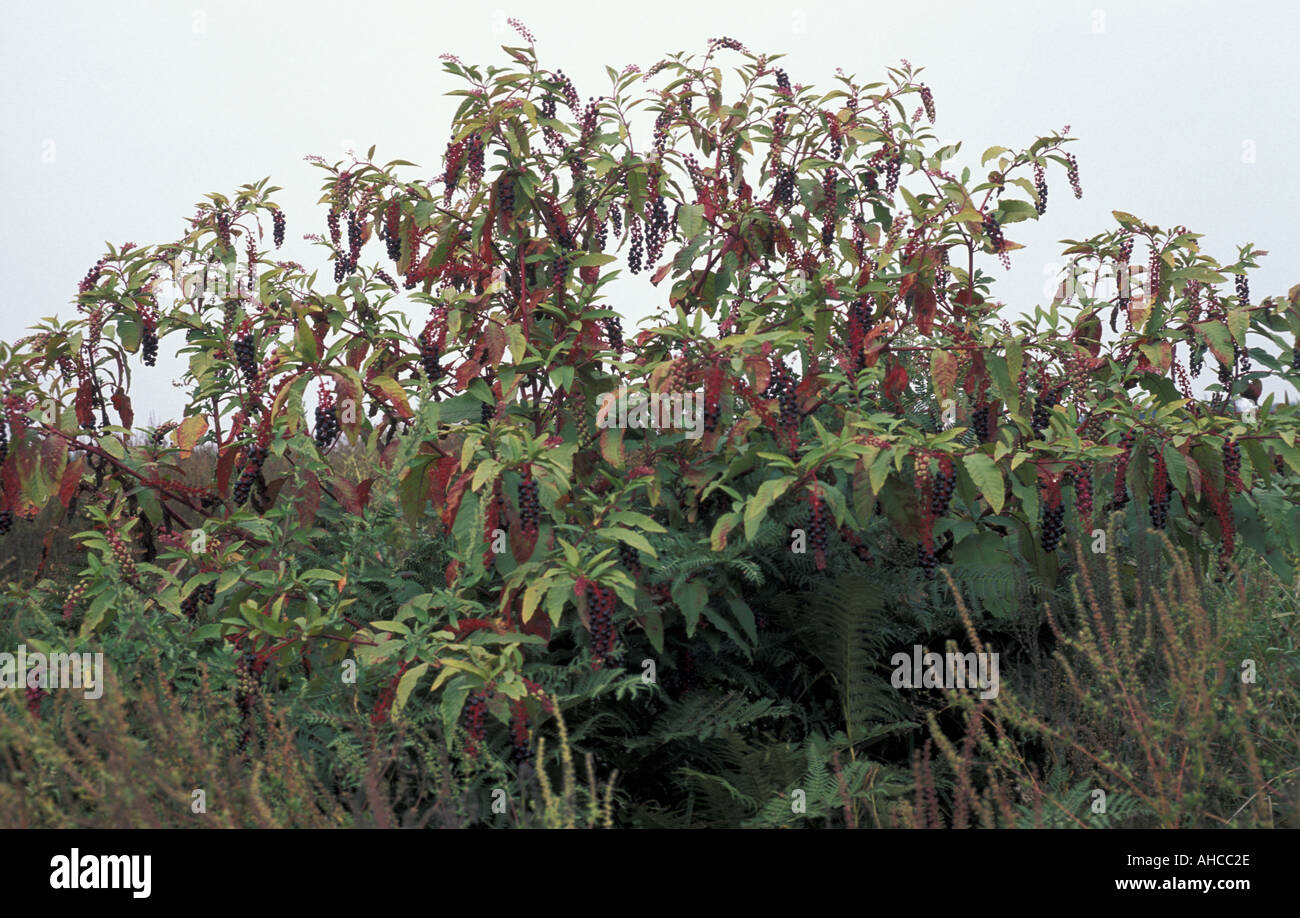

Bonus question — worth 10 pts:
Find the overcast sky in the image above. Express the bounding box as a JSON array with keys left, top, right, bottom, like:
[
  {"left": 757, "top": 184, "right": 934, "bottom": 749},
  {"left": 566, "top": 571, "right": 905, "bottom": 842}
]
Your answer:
[{"left": 2, "top": 0, "right": 1296, "bottom": 422}]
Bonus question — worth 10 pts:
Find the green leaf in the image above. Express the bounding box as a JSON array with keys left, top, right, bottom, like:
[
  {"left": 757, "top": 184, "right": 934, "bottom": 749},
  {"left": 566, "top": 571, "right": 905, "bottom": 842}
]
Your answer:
[
  {"left": 962, "top": 453, "right": 1005, "bottom": 515},
  {"left": 744, "top": 476, "right": 793, "bottom": 542},
  {"left": 392, "top": 662, "right": 430, "bottom": 720},
  {"left": 672, "top": 579, "right": 708, "bottom": 637}
]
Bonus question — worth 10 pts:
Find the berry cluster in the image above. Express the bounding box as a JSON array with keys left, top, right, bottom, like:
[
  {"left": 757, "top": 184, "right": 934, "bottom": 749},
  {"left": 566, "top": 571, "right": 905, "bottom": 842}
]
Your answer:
[
  {"left": 618, "top": 541, "right": 641, "bottom": 579},
  {"left": 1292, "top": 342, "right": 1300, "bottom": 372},
  {"left": 627, "top": 217, "right": 644, "bottom": 273},
  {"left": 106, "top": 528, "right": 139, "bottom": 584},
  {"left": 78, "top": 256, "right": 108, "bottom": 294},
  {"left": 885, "top": 151, "right": 902, "bottom": 195},
  {"left": 518, "top": 475, "right": 540, "bottom": 534},
  {"left": 141, "top": 301, "right": 159, "bottom": 367},
  {"left": 1032, "top": 389, "right": 1058, "bottom": 436},
  {"left": 919, "top": 83, "right": 936, "bottom": 122},
  {"left": 509, "top": 698, "right": 530, "bottom": 763},
  {"left": 1235, "top": 273, "right": 1250, "bottom": 306},
  {"left": 821, "top": 167, "right": 838, "bottom": 248},
  {"left": 971, "top": 403, "right": 992, "bottom": 443},
  {"left": 982, "top": 214, "right": 1009, "bottom": 269},
  {"left": 1118, "top": 235, "right": 1134, "bottom": 264},
  {"left": 609, "top": 205, "right": 623, "bottom": 239},
  {"left": 233, "top": 330, "right": 257, "bottom": 386},
  {"left": 1147, "top": 248, "right": 1162, "bottom": 303},
  {"left": 315, "top": 390, "right": 340, "bottom": 451},
  {"left": 703, "top": 367, "right": 723, "bottom": 433},
  {"left": 480, "top": 399, "right": 496, "bottom": 425},
  {"left": 1065, "top": 153, "right": 1082, "bottom": 198},
  {"left": 775, "top": 68, "right": 792, "bottom": 96},
  {"left": 463, "top": 692, "right": 489, "bottom": 761},
  {"left": 646, "top": 192, "right": 670, "bottom": 264},
  {"left": 442, "top": 136, "right": 467, "bottom": 201},
  {"left": 1072, "top": 462, "right": 1093, "bottom": 527},
  {"left": 774, "top": 167, "right": 796, "bottom": 208},
  {"left": 916, "top": 543, "right": 938, "bottom": 579},
  {"left": 1223, "top": 438, "right": 1243, "bottom": 493},
  {"left": 605, "top": 316, "right": 623, "bottom": 352},
  {"left": 62, "top": 579, "right": 89, "bottom": 621},
  {"left": 1033, "top": 163, "right": 1048, "bottom": 215},
  {"left": 1039, "top": 475, "right": 1065, "bottom": 552},
  {"left": 272, "top": 209, "right": 285, "bottom": 248},
  {"left": 181, "top": 579, "right": 217, "bottom": 621},
  {"left": 383, "top": 199, "right": 402, "bottom": 260},
  {"left": 930, "top": 455, "right": 955, "bottom": 516},
  {"left": 1111, "top": 429, "right": 1135, "bottom": 509},
  {"left": 585, "top": 581, "right": 618, "bottom": 669},
  {"left": 465, "top": 133, "right": 485, "bottom": 186},
  {"left": 326, "top": 208, "right": 341, "bottom": 246},
  {"left": 215, "top": 212, "right": 232, "bottom": 249},
  {"left": 1149, "top": 453, "right": 1172, "bottom": 529},
  {"left": 232, "top": 440, "right": 269, "bottom": 507}
]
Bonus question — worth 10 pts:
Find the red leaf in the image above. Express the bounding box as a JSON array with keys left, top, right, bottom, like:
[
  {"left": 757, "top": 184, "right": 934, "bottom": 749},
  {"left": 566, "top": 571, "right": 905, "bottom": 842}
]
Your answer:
[
  {"left": 216, "top": 445, "right": 237, "bottom": 498},
  {"left": 111, "top": 389, "right": 134, "bottom": 429},
  {"left": 297, "top": 470, "right": 322, "bottom": 528},
  {"left": 580, "top": 265, "right": 599, "bottom": 284},
  {"left": 912, "top": 285, "right": 937, "bottom": 336},
  {"left": 883, "top": 361, "right": 909, "bottom": 402},
  {"left": 58, "top": 456, "right": 84, "bottom": 508},
  {"left": 441, "top": 470, "right": 473, "bottom": 530},
  {"left": 650, "top": 262, "right": 672, "bottom": 286},
  {"left": 75, "top": 382, "right": 95, "bottom": 428}
]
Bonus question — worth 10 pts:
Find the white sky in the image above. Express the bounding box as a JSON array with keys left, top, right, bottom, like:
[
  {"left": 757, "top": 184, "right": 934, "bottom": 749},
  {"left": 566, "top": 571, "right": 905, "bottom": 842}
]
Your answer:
[{"left": 2, "top": 0, "right": 1297, "bottom": 422}]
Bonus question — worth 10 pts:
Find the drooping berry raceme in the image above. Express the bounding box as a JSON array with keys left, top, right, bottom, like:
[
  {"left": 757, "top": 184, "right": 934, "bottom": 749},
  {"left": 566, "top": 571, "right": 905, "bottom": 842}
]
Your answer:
[
  {"left": 1038, "top": 471, "right": 1065, "bottom": 552},
  {"left": 509, "top": 698, "right": 530, "bottom": 764},
  {"left": 930, "top": 454, "right": 956, "bottom": 517},
  {"left": 1033, "top": 163, "right": 1048, "bottom": 216},
  {"left": 272, "top": 209, "right": 286, "bottom": 249},
  {"left": 1205, "top": 478, "right": 1235, "bottom": 565},
  {"left": 233, "top": 322, "right": 258, "bottom": 387},
  {"left": 465, "top": 133, "right": 485, "bottom": 186},
  {"left": 919, "top": 83, "right": 936, "bottom": 123},
  {"left": 1118, "top": 235, "right": 1134, "bottom": 264},
  {"left": 627, "top": 216, "right": 644, "bottom": 274},
  {"left": 808, "top": 487, "right": 829, "bottom": 570},
  {"left": 1148, "top": 450, "right": 1173, "bottom": 530},
  {"left": 821, "top": 166, "right": 838, "bottom": 249},
  {"left": 982, "top": 214, "right": 1010, "bottom": 270},
  {"left": 914, "top": 452, "right": 938, "bottom": 578},
  {"left": 703, "top": 365, "right": 724, "bottom": 433},
  {"left": 140, "top": 299, "right": 159, "bottom": 367},
  {"left": 1112, "top": 429, "right": 1135, "bottom": 509},
  {"left": 584, "top": 581, "right": 618, "bottom": 669},
  {"left": 1064, "top": 152, "right": 1082, "bottom": 198},
  {"left": 518, "top": 472, "right": 540, "bottom": 534},
  {"left": 1031, "top": 384, "right": 1060, "bottom": 437},
  {"left": 1072, "top": 461, "right": 1093, "bottom": 529},
  {"left": 1235, "top": 273, "right": 1249, "bottom": 306},
  {"left": 463, "top": 691, "right": 489, "bottom": 761},
  {"left": 618, "top": 541, "right": 641, "bottom": 580},
  {"left": 604, "top": 316, "right": 623, "bottom": 353},
  {"left": 1222, "top": 438, "right": 1243, "bottom": 493},
  {"left": 314, "top": 383, "right": 340, "bottom": 451},
  {"left": 1147, "top": 246, "right": 1162, "bottom": 304},
  {"left": 232, "top": 426, "right": 271, "bottom": 507}
]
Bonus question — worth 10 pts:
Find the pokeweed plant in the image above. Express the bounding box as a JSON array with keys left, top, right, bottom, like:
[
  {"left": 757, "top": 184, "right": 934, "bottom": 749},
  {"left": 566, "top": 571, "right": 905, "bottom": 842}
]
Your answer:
[{"left": 1, "top": 27, "right": 1298, "bottom": 803}]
